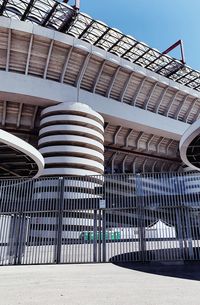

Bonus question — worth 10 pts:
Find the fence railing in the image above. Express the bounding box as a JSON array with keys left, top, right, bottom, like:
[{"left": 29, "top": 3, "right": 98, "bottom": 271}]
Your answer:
[{"left": 1, "top": 172, "right": 200, "bottom": 265}]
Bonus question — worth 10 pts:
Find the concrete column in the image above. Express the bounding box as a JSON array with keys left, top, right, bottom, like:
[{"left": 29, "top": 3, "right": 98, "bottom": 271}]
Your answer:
[{"left": 38, "top": 102, "right": 104, "bottom": 176}]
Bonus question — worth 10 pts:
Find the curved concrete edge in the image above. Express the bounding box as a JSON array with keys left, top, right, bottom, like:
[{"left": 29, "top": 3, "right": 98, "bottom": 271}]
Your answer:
[
  {"left": 44, "top": 156, "right": 104, "bottom": 172},
  {"left": 38, "top": 135, "right": 104, "bottom": 153},
  {"left": 40, "top": 114, "right": 104, "bottom": 133},
  {"left": 39, "top": 125, "right": 104, "bottom": 142},
  {"left": 42, "top": 168, "right": 103, "bottom": 176},
  {"left": 34, "top": 179, "right": 103, "bottom": 189},
  {"left": 179, "top": 120, "right": 200, "bottom": 171},
  {"left": 0, "top": 71, "right": 189, "bottom": 141},
  {"left": 0, "top": 129, "right": 44, "bottom": 178},
  {"left": 39, "top": 146, "right": 104, "bottom": 162},
  {"left": 41, "top": 102, "right": 104, "bottom": 124}
]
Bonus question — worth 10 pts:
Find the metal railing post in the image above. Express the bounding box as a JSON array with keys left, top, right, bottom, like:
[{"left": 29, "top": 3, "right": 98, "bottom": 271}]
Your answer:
[
  {"left": 98, "top": 209, "right": 102, "bottom": 262},
  {"left": 102, "top": 209, "right": 106, "bottom": 262},
  {"left": 136, "top": 173, "right": 146, "bottom": 262},
  {"left": 55, "top": 177, "right": 65, "bottom": 264},
  {"left": 93, "top": 209, "right": 97, "bottom": 263}
]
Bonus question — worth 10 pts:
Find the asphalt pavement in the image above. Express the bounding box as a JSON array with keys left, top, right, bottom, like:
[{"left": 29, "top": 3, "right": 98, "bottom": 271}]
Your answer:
[{"left": 0, "top": 262, "right": 200, "bottom": 305}]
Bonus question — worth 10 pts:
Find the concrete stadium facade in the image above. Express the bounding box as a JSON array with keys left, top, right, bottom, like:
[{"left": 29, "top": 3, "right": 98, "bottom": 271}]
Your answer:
[{"left": 0, "top": 1, "right": 199, "bottom": 177}]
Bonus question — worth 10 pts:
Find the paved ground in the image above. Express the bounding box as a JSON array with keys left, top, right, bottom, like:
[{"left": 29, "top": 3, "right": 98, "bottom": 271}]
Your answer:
[{"left": 0, "top": 263, "right": 200, "bottom": 305}]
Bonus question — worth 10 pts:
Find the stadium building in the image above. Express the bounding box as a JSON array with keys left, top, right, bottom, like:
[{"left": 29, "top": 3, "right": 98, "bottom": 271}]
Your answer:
[
  {"left": 0, "top": 0, "right": 199, "bottom": 177},
  {"left": 1, "top": 0, "right": 200, "bottom": 266}
]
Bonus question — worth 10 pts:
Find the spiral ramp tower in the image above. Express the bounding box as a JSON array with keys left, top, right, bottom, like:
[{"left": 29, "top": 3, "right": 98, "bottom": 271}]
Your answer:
[
  {"left": 38, "top": 102, "right": 104, "bottom": 177},
  {"left": 34, "top": 102, "right": 104, "bottom": 204}
]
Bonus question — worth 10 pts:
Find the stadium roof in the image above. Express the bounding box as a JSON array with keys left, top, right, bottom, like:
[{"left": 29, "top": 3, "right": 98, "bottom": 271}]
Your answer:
[{"left": 1, "top": 0, "right": 200, "bottom": 92}]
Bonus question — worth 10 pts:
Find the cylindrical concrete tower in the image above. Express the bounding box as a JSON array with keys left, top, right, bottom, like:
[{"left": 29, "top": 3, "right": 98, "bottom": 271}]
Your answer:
[
  {"left": 38, "top": 102, "right": 104, "bottom": 176},
  {"left": 32, "top": 103, "right": 104, "bottom": 242}
]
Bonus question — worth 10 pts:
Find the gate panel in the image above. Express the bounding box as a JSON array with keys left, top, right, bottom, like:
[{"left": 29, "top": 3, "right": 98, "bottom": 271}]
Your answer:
[
  {"left": 1, "top": 173, "right": 200, "bottom": 265},
  {"left": 20, "top": 178, "right": 59, "bottom": 265},
  {"left": 60, "top": 176, "right": 102, "bottom": 264}
]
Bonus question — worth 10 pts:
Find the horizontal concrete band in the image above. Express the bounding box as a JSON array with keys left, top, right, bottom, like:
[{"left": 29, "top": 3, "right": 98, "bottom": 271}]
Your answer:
[
  {"left": 39, "top": 146, "right": 104, "bottom": 162},
  {"left": 0, "top": 72, "right": 189, "bottom": 140},
  {"left": 34, "top": 179, "right": 103, "bottom": 189},
  {"left": 39, "top": 125, "right": 104, "bottom": 143},
  {"left": 42, "top": 168, "right": 103, "bottom": 176},
  {"left": 38, "top": 135, "right": 104, "bottom": 153},
  {"left": 41, "top": 103, "right": 104, "bottom": 125},
  {"left": 40, "top": 114, "right": 104, "bottom": 134},
  {"left": 44, "top": 156, "right": 104, "bottom": 171}
]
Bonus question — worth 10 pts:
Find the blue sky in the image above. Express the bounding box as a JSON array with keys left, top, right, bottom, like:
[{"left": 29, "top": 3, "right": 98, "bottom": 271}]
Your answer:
[{"left": 80, "top": 0, "right": 200, "bottom": 71}]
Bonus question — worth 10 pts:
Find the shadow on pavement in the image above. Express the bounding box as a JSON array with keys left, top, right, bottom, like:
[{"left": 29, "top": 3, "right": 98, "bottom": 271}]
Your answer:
[{"left": 112, "top": 261, "right": 200, "bottom": 281}]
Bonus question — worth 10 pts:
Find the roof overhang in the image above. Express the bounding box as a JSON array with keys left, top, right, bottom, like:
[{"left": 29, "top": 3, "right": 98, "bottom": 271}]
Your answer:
[{"left": 1, "top": 0, "right": 200, "bottom": 92}]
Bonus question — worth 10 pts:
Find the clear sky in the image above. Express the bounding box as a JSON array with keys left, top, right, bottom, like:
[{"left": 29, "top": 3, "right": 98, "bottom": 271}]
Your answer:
[{"left": 80, "top": 0, "right": 200, "bottom": 71}]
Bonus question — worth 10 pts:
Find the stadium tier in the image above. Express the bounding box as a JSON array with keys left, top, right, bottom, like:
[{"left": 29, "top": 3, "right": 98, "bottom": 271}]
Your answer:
[{"left": 0, "top": 0, "right": 199, "bottom": 177}]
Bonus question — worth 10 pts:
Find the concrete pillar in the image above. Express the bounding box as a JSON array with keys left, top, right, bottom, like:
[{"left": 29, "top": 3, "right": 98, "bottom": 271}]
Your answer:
[{"left": 38, "top": 102, "right": 104, "bottom": 176}]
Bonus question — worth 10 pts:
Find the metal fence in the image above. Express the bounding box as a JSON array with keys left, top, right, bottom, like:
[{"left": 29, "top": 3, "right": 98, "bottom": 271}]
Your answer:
[{"left": 1, "top": 172, "right": 200, "bottom": 265}]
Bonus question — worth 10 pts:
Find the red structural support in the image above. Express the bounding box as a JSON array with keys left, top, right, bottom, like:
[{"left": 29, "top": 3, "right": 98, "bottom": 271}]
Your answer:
[{"left": 162, "top": 40, "right": 186, "bottom": 64}]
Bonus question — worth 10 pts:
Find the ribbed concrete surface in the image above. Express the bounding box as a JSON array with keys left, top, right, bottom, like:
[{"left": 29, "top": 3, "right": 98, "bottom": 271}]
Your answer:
[
  {"left": 39, "top": 102, "right": 104, "bottom": 176},
  {"left": 0, "top": 263, "right": 199, "bottom": 305}
]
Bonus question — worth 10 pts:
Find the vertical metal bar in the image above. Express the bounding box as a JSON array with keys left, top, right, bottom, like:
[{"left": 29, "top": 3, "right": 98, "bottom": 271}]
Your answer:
[
  {"left": 136, "top": 174, "right": 146, "bottom": 261},
  {"left": 66, "top": 179, "right": 70, "bottom": 264},
  {"left": 14, "top": 180, "right": 24, "bottom": 265},
  {"left": 175, "top": 208, "right": 184, "bottom": 259},
  {"left": 98, "top": 209, "right": 101, "bottom": 263},
  {"left": 102, "top": 209, "right": 106, "bottom": 262},
  {"left": 93, "top": 209, "right": 97, "bottom": 263},
  {"left": 56, "top": 177, "right": 64, "bottom": 264}
]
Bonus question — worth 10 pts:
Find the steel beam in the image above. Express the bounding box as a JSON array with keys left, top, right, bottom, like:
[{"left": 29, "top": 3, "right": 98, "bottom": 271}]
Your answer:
[
  {"left": 94, "top": 28, "right": 110, "bottom": 46},
  {"left": 108, "top": 34, "right": 125, "bottom": 52},
  {"left": 134, "top": 48, "right": 150, "bottom": 64},
  {"left": 0, "top": 0, "right": 9, "bottom": 15},
  {"left": 78, "top": 20, "right": 95, "bottom": 39},
  {"left": 41, "top": 3, "right": 59, "bottom": 26},
  {"left": 21, "top": 0, "right": 35, "bottom": 21},
  {"left": 121, "top": 41, "right": 139, "bottom": 58}
]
